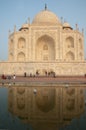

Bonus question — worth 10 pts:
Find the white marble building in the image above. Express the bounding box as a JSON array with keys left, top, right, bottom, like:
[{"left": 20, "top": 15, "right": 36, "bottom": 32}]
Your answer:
[{"left": 0, "top": 7, "right": 86, "bottom": 76}]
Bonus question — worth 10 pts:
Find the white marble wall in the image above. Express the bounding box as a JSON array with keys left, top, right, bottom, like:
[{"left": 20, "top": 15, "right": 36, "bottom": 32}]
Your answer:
[{"left": 0, "top": 61, "right": 86, "bottom": 76}]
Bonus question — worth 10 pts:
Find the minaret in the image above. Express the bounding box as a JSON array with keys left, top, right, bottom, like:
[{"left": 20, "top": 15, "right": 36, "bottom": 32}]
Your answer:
[
  {"left": 8, "top": 29, "right": 11, "bottom": 37},
  {"left": 75, "top": 24, "right": 78, "bottom": 30},
  {"left": 28, "top": 17, "right": 30, "bottom": 24},
  {"left": 14, "top": 25, "right": 16, "bottom": 32}
]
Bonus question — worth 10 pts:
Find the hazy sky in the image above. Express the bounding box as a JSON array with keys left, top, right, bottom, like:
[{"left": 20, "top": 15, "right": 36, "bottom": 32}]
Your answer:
[{"left": 0, "top": 0, "right": 86, "bottom": 60}]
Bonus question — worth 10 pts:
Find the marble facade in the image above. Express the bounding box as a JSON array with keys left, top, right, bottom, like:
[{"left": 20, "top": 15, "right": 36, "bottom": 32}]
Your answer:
[{"left": 0, "top": 7, "right": 86, "bottom": 76}]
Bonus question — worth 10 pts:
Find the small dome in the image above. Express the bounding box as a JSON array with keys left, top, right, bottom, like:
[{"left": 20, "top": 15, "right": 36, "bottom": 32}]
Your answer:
[
  {"left": 19, "top": 23, "right": 29, "bottom": 31},
  {"left": 22, "top": 23, "right": 28, "bottom": 28},
  {"left": 32, "top": 10, "right": 61, "bottom": 25},
  {"left": 63, "top": 22, "right": 71, "bottom": 27}
]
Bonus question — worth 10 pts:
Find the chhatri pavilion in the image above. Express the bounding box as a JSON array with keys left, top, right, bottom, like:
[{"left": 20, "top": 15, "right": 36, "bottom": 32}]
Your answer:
[{"left": 0, "top": 6, "right": 86, "bottom": 76}]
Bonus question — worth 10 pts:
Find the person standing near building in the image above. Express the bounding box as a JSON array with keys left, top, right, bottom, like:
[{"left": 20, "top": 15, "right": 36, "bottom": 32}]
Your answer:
[{"left": 13, "top": 74, "right": 16, "bottom": 80}]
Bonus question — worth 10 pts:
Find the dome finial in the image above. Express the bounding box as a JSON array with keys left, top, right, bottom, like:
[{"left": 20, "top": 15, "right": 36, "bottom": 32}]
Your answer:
[{"left": 45, "top": 4, "right": 47, "bottom": 10}]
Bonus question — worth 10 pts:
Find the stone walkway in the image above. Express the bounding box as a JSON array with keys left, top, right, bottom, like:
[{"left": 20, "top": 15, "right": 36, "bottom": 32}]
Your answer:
[{"left": 0, "top": 76, "right": 86, "bottom": 86}]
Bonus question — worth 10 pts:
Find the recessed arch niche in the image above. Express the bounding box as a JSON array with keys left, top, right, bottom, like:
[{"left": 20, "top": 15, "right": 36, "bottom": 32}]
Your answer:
[
  {"left": 66, "top": 37, "right": 74, "bottom": 48},
  {"left": 36, "top": 35, "right": 55, "bottom": 61},
  {"left": 66, "top": 51, "right": 75, "bottom": 61},
  {"left": 79, "top": 39, "right": 83, "bottom": 49},
  {"left": 9, "top": 53, "right": 13, "bottom": 61},
  {"left": 10, "top": 39, "right": 14, "bottom": 50},
  {"left": 18, "top": 37, "right": 26, "bottom": 49},
  {"left": 79, "top": 52, "right": 83, "bottom": 60},
  {"left": 17, "top": 52, "right": 25, "bottom": 62}
]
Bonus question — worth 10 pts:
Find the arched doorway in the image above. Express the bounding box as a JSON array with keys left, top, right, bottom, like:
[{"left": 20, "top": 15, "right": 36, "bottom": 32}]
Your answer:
[
  {"left": 66, "top": 51, "right": 75, "bottom": 61},
  {"left": 66, "top": 37, "right": 74, "bottom": 48},
  {"left": 9, "top": 53, "right": 13, "bottom": 61},
  {"left": 17, "top": 52, "right": 25, "bottom": 62},
  {"left": 18, "top": 37, "right": 26, "bottom": 49},
  {"left": 36, "top": 35, "right": 55, "bottom": 61}
]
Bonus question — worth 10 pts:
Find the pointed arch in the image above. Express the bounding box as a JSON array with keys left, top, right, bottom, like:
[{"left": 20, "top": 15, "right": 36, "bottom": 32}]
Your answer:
[
  {"left": 9, "top": 53, "right": 13, "bottom": 61},
  {"left": 10, "top": 39, "right": 14, "bottom": 49},
  {"left": 66, "top": 36, "right": 74, "bottom": 48},
  {"left": 66, "top": 51, "right": 75, "bottom": 61},
  {"left": 36, "top": 35, "right": 55, "bottom": 61},
  {"left": 79, "top": 52, "right": 83, "bottom": 60},
  {"left": 17, "top": 52, "right": 25, "bottom": 62},
  {"left": 18, "top": 37, "right": 26, "bottom": 49},
  {"left": 79, "top": 38, "right": 83, "bottom": 49}
]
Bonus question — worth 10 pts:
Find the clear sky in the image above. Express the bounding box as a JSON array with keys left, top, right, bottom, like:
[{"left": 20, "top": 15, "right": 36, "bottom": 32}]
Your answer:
[{"left": 0, "top": 0, "right": 86, "bottom": 60}]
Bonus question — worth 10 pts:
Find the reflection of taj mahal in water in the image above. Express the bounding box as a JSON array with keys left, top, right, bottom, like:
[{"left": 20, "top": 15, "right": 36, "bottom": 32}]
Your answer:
[
  {"left": 8, "top": 86, "right": 85, "bottom": 130},
  {"left": 0, "top": 6, "right": 86, "bottom": 75}
]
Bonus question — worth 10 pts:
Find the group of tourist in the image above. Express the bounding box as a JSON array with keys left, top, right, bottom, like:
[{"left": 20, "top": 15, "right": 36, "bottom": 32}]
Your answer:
[
  {"left": 24, "top": 71, "right": 56, "bottom": 78},
  {"left": 1, "top": 71, "right": 56, "bottom": 80},
  {"left": 1, "top": 74, "right": 16, "bottom": 80}
]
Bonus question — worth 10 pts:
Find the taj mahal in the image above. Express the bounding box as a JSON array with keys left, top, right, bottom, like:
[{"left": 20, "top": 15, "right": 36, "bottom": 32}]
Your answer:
[{"left": 0, "top": 6, "right": 86, "bottom": 76}]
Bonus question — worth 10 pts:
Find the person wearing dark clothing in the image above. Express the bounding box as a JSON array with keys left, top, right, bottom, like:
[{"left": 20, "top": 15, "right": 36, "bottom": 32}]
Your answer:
[{"left": 24, "top": 72, "right": 27, "bottom": 77}]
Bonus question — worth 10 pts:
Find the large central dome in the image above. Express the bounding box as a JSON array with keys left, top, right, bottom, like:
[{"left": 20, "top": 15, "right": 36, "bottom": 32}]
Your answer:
[{"left": 32, "top": 9, "right": 61, "bottom": 25}]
